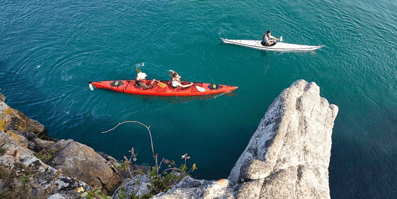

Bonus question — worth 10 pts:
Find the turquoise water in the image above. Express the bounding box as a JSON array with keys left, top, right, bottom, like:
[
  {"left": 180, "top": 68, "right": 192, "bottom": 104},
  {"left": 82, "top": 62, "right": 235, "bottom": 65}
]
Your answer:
[{"left": 2, "top": 1, "right": 397, "bottom": 198}]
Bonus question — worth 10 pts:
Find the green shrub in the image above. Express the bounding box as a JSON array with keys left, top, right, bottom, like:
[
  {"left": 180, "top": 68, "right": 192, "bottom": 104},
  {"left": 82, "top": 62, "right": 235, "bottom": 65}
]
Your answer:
[
  {"left": 34, "top": 151, "right": 52, "bottom": 163},
  {"left": 102, "top": 121, "right": 198, "bottom": 198}
]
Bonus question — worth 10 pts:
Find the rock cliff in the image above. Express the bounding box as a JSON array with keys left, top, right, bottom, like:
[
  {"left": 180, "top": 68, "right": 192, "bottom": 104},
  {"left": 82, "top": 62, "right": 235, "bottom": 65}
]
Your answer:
[
  {"left": 151, "top": 80, "right": 338, "bottom": 199},
  {"left": 0, "top": 79, "right": 338, "bottom": 199},
  {"left": 228, "top": 80, "right": 338, "bottom": 199}
]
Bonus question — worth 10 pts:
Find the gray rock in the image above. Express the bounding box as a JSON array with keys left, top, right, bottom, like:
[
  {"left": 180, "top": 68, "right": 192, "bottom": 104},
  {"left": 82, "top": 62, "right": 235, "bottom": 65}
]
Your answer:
[
  {"left": 47, "top": 139, "right": 122, "bottom": 194},
  {"left": 228, "top": 80, "right": 338, "bottom": 199},
  {"left": 173, "top": 176, "right": 212, "bottom": 189},
  {"left": 112, "top": 174, "right": 151, "bottom": 199},
  {"left": 47, "top": 193, "right": 70, "bottom": 199},
  {"left": 54, "top": 176, "right": 91, "bottom": 192},
  {"left": 35, "top": 166, "right": 59, "bottom": 190},
  {"left": 1, "top": 97, "right": 123, "bottom": 198},
  {"left": 0, "top": 93, "right": 5, "bottom": 102},
  {"left": 152, "top": 177, "right": 234, "bottom": 199}
]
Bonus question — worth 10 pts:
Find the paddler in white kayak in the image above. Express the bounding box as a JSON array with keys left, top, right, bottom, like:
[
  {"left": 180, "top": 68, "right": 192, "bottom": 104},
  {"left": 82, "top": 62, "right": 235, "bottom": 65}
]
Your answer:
[{"left": 261, "top": 30, "right": 280, "bottom": 46}]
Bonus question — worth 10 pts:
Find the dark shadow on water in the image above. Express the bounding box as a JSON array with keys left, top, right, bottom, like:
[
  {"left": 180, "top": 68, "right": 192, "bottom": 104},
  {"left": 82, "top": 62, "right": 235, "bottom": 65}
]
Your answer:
[
  {"left": 260, "top": 51, "right": 268, "bottom": 56},
  {"left": 329, "top": 117, "right": 397, "bottom": 199}
]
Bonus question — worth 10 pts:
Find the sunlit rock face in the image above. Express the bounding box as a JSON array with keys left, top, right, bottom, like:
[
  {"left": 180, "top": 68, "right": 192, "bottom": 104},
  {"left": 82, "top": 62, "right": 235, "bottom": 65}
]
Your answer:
[{"left": 228, "top": 80, "right": 338, "bottom": 199}]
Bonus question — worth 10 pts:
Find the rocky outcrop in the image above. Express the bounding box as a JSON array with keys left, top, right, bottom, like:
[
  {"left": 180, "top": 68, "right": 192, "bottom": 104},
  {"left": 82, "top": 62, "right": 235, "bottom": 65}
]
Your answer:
[
  {"left": 0, "top": 98, "right": 62, "bottom": 198},
  {"left": 228, "top": 80, "right": 338, "bottom": 199},
  {"left": 152, "top": 177, "right": 234, "bottom": 199},
  {"left": 1, "top": 79, "right": 338, "bottom": 199},
  {"left": 124, "top": 80, "right": 338, "bottom": 199},
  {"left": 0, "top": 94, "right": 49, "bottom": 141},
  {"left": 112, "top": 174, "right": 151, "bottom": 199},
  {"left": 0, "top": 94, "right": 123, "bottom": 198},
  {"left": 46, "top": 139, "right": 122, "bottom": 194}
]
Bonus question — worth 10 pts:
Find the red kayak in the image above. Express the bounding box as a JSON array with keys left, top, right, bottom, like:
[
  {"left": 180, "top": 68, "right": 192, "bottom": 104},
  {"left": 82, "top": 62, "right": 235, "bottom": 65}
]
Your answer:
[{"left": 88, "top": 80, "right": 238, "bottom": 96}]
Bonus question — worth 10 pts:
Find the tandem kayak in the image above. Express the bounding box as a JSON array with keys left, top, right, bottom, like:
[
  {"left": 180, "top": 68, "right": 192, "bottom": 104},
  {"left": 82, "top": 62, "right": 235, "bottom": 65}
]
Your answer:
[
  {"left": 88, "top": 80, "right": 238, "bottom": 96},
  {"left": 220, "top": 38, "right": 323, "bottom": 52}
]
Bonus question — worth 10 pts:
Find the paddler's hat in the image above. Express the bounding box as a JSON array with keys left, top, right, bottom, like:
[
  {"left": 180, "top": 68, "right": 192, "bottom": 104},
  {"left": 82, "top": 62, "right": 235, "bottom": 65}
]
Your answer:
[{"left": 137, "top": 72, "right": 147, "bottom": 80}]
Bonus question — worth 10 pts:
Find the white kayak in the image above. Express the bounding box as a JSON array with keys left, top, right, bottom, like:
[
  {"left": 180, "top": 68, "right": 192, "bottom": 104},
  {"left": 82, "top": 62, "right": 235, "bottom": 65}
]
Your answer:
[{"left": 220, "top": 38, "right": 323, "bottom": 52}]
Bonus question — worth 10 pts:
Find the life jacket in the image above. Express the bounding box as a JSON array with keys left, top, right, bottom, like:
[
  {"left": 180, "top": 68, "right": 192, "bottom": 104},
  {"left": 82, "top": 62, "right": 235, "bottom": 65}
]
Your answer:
[
  {"left": 171, "top": 78, "right": 181, "bottom": 88},
  {"left": 262, "top": 35, "right": 271, "bottom": 45}
]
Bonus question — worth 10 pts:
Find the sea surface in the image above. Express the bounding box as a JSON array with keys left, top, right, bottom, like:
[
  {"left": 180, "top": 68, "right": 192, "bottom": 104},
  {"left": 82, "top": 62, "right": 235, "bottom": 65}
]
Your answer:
[{"left": 1, "top": 1, "right": 397, "bottom": 198}]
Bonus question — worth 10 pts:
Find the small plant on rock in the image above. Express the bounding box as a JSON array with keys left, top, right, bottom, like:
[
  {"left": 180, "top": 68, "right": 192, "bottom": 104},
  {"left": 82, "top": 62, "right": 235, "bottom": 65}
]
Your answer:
[
  {"left": 103, "top": 121, "right": 198, "bottom": 198},
  {"left": 19, "top": 173, "right": 31, "bottom": 193},
  {"left": 84, "top": 188, "right": 111, "bottom": 199},
  {"left": 34, "top": 151, "right": 52, "bottom": 163},
  {"left": 0, "top": 148, "right": 5, "bottom": 156},
  {"left": 117, "top": 186, "right": 127, "bottom": 199},
  {"left": 0, "top": 163, "right": 37, "bottom": 198}
]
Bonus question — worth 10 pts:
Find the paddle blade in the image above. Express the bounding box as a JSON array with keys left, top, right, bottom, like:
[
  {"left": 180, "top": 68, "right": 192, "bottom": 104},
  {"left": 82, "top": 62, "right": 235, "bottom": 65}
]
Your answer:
[
  {"left": 89, "top": 83, "right": 94, "bottom": 91},
  {"left": 280, "top": 36, "right": 283, "bottom": 42},
  {"left": 136, "top": 68, "right": 142, "bottom": 73},
  {"left": 195, "top": 85, "right": 206, "bottom": 92}
]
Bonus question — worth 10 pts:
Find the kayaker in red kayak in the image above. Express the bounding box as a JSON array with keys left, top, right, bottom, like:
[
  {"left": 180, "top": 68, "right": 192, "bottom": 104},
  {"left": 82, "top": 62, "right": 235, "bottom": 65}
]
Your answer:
[
  {"left": 135, "top": 71, "right": 155, "bottom": 89},
  {"left": 171, "top": 72, "right": 193, "bottom": 88}
]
